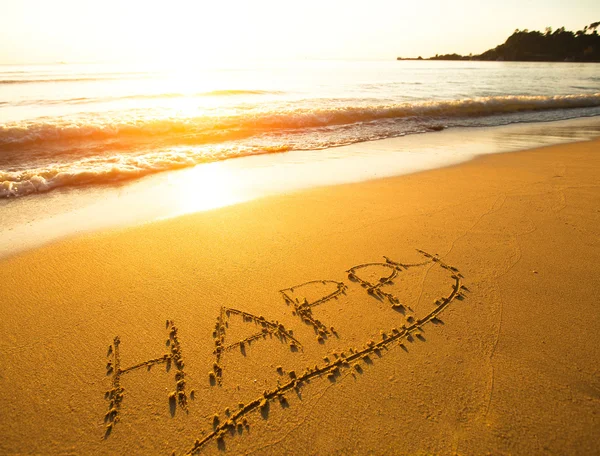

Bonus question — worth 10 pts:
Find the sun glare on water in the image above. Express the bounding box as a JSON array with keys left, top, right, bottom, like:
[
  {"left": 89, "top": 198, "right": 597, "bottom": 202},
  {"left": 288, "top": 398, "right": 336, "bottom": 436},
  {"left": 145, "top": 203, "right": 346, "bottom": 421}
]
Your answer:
[{"left": 165, "top": 162, "right": 258, "bottom": 216}]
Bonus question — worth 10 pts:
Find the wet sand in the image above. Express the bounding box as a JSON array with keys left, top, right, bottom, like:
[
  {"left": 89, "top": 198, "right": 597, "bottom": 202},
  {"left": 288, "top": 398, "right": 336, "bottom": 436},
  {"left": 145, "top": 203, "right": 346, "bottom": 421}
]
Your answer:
[
  {"left": 2, "top": 115, "right": 600, "bottom": 261},
  {"left": 1, "top": 138, "right": 599, "bottom": 455}
]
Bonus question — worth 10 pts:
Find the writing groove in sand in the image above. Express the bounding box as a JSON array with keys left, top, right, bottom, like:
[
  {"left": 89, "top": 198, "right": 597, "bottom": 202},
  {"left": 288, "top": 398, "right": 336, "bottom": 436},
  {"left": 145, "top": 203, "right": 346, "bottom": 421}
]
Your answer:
[{"left": 102, "top": 250, "right": 468, "bottom": 454}]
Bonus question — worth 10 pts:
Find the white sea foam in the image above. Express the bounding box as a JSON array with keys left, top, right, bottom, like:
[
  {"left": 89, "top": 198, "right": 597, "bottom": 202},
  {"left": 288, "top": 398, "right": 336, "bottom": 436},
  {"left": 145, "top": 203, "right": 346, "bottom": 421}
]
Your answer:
[
  {"left": 2, "top": 59, "right": 600, "bottom": 198},
  {"left": 2, "top": 94, "right": 599, "bottom": 149}
]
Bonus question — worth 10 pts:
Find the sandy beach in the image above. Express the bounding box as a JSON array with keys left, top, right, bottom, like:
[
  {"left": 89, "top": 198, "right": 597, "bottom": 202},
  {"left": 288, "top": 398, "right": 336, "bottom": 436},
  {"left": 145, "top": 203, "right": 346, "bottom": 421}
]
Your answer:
[{"left": 1, "top": 138, "right": 599, "bottom": 455}]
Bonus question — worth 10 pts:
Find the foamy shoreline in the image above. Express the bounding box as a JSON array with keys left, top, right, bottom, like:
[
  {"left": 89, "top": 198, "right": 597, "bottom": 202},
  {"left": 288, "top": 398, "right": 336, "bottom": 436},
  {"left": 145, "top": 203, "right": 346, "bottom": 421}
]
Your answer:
[
  {"left": 3, "top": 60, "right": 600, "bottom": 199},
  {"left": 1, "top": 115, "right": 600, "bottom": 260}
]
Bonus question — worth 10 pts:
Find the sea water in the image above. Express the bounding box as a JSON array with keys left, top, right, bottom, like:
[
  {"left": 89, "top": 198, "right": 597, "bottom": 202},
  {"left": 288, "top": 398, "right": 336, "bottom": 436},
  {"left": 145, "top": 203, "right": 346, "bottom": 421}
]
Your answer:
[{"left": 2, "top": 59, "right": 600, "bottom": 198}]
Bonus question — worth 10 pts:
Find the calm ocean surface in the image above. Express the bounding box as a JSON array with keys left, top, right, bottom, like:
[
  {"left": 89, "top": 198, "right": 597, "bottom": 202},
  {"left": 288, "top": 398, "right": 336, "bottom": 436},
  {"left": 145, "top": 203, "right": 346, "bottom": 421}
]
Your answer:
[{"left": 1, "top": 60, "right": 599, "bottom": 198}]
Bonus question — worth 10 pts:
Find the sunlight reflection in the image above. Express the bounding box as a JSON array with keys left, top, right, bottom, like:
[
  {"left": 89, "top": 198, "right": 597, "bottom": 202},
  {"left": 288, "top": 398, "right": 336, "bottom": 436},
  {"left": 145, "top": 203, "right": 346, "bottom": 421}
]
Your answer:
[{"left": 166, "top": 161, "right": 257, "bottom": 216}]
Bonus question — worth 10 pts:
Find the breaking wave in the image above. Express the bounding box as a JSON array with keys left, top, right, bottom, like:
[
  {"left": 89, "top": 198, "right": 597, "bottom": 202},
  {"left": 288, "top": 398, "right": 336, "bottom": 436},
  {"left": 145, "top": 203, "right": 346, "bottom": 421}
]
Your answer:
[
  {"left": 2, "top": 93, "right": 600, "bottom": 197},
  {"left": 2, "top": 93, "right": 599, "bottom": 150}
]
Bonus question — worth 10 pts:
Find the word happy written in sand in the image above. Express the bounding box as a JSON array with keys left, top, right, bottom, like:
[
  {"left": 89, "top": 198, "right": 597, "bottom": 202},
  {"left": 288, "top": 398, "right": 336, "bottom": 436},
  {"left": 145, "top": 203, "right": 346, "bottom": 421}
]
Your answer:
[{"left": 103, "top": 250, "right": 467, "bottom": 454}]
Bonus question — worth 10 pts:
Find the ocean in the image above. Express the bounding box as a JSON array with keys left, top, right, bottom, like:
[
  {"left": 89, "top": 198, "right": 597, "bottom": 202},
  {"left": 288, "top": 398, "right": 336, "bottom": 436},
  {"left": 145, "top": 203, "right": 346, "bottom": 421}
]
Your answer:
[{"left": 2, "top": 60, "right": 600, "bottom": 199}]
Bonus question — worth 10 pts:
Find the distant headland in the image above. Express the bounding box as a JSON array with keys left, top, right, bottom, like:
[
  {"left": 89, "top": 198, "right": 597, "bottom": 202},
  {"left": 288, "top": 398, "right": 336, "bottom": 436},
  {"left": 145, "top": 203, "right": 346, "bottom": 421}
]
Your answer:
[{"left": 398, "top": 22, "right": 600, "bottom": 62}]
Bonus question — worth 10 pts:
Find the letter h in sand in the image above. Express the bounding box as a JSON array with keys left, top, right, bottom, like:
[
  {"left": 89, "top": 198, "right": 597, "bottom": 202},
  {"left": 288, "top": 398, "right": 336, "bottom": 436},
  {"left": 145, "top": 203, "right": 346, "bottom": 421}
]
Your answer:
[{"left": 103, "top": 320, "right": 187, "bottom": 435}]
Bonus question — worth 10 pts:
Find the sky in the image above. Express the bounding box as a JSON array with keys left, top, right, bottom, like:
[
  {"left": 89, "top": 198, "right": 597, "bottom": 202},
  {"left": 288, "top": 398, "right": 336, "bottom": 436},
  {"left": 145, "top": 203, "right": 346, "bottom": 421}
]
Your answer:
[{"left": 1, "top": 0, "right": 599, "bottom": 64}]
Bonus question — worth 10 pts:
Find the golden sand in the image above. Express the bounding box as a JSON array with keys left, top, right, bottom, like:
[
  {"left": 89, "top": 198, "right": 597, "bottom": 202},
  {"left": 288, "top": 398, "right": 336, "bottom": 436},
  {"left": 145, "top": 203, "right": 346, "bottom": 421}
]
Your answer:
[{"left": 1, "top": 139, "right": 599, "bottom": 455}]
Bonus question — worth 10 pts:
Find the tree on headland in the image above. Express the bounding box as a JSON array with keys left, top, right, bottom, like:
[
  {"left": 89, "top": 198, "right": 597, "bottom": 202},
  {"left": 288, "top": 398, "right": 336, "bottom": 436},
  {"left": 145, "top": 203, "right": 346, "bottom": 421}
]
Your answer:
[{"left": 403, "top": 22, "right": 600, "bottom": 62}]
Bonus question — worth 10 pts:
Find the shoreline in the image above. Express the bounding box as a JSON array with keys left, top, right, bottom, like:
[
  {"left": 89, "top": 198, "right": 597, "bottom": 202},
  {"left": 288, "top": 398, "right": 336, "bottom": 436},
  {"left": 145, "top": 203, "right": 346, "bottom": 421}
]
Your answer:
[
  {"left": 1, "top": 135, "right": 599, "bottom": 454},
  {"left": 2, "top": 115, "right": 600, "bottom": 261}
]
